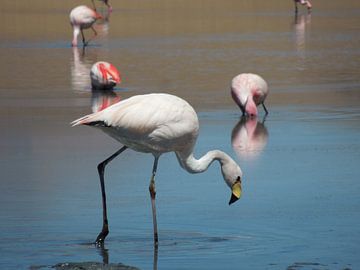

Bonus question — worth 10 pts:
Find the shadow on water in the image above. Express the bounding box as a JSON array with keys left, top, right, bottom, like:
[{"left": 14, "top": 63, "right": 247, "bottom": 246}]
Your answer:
[
  {"left": 231, "top": 116, "right": 269, "bottom": 160},
  {"left": 30, "top": 244, "right": 144, "bottom": 270}
]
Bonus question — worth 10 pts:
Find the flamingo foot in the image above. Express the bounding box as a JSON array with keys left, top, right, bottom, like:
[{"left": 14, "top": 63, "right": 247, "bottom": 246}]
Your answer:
[{"left": 95, "top": 224, "right": 109, "bottom": 246}]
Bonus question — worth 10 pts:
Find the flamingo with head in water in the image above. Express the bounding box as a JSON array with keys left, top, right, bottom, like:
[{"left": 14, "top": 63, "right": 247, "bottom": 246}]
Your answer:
[
  {"left": 70, "top": 5, "right": 102, "bottom": 47},
  {"left": 71, "top": 93, "right": 243, "bottom": 246},
  {"left": 231, "top": 73, "right": 269, "bottom": 117},
  {"left": 90, "top": 61, "right": 121, "bottom": 90}
]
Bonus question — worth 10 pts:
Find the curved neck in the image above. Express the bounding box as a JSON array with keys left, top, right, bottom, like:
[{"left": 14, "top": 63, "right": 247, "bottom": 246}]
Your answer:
[
  {"left": 72, "top": 26, "right": 80, "bottom": 46},
  {"left": 176, "top": 150, "right": 230, "bottom": 174}
]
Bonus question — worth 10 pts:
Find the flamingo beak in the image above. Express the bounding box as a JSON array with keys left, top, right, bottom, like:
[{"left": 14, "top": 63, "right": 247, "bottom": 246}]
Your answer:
[{"left": 229, "top": 179, "right": 242, "bottom": 205}]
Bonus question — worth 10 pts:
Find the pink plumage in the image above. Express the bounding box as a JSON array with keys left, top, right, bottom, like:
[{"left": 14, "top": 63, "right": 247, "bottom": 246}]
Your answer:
[
  {"left": 90, "top": 61, "right": 121, "bottom": 90},
  {"left": 231, "top": 73, "right": 269, "bottom": 117},
  {"left": 70, "top": 5, "right": 102, "bottom": 47}
]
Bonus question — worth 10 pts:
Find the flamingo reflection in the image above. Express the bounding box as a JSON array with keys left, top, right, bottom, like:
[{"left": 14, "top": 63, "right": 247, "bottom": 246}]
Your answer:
[
  {"left": 91, "top": 89, "right": 121, "bottom": 113},
  {"left": 231, "top": 116, "right": 268, "bottom": 160},
  {"left": 293, "top": 12, "right": 311, "bottom": 62},
  {"left": 71, "top": 47, "right": 94, "bottom": 92}
]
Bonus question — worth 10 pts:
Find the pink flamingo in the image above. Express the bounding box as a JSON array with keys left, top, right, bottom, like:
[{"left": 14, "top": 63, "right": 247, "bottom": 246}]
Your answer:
[
  {"left": 72, "top": 93, "right": 243, "bottom": 245},
  {"left": 70, "top": 5, "right": 102, "bottom": 47},
  {"left": 294, "top": 0, "right": 312, "bottom": 13},
  {"left": 90, "top": 61, "right": 121, "bottom": 90},
  {"left": 231, "top": 73, "right": 269, "bottom": 117}
]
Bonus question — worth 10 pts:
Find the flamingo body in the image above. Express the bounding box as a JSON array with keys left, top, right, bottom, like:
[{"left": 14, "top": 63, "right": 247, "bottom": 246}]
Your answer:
[
  {"left": 72, "top": 93, "right": 243, "bottom": 244},
  {"left": 231, "top": 73, "right": 269, "bottom": 116},
  {"left": 70, "top": 5, "right": 101, "bottom": 47},
  {"left": 90, "top": 61, "right": 121, "bottom": 90}
]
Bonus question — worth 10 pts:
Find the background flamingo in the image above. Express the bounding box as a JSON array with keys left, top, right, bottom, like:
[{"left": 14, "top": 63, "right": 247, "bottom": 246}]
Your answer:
[
  {"left": 72, "top": 93, "right": 243, "bottom": 245},
  {"left": 231, "top": 73, "right": 269, "bottom": 117},
  {"left": 70, "top": 5, "right": 102, "bottom": 47},
  {"left": 90, "top": 61, "right": 121, "bottom": 90}
]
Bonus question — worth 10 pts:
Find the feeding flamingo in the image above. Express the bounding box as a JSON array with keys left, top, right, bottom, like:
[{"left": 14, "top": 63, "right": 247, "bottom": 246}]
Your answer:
[
  {"left": 90, "top": 61, "right": 121, "bottom": 90},
  {"left": 294, "top": 0, "right": 312, "bottom": 13},
  {"left": 70, "top": 5, "right": 102, "bottom": 47},
  {"left": 231, "top": 73, "right": 269, "bottom": 117},
  {"left": 71, "top": 93, "right": 243, "bottom": 245}
]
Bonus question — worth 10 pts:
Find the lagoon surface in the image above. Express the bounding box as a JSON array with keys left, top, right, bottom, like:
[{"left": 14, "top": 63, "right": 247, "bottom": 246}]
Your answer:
[{"left": 1, "top": 0, "right": 360, "bottom": 269}]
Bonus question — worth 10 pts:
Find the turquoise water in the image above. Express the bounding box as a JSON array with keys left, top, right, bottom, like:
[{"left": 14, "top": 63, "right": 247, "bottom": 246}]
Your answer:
[{"left": 0, "top": 1, "right": 360, "bottom": 269}]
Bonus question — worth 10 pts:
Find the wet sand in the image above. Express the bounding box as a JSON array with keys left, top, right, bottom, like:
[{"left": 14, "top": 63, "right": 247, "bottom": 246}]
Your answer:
[{"left": 0, "top": 1, "right": 360, "bottom": 269}]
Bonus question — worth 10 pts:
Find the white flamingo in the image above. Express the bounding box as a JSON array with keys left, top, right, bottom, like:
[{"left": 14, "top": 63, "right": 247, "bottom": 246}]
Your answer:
[
  {"left": 90, "top": 61, "right": 121, "bottom": 90},
  {"left": 231, "top": 73, "right": 269, "bottom": 117},
  {"left": 72, "top": 93, "right": 243, "bottom": 245},
  {"left": 70, "top": 5, "right": 102, "bottom": 47}
]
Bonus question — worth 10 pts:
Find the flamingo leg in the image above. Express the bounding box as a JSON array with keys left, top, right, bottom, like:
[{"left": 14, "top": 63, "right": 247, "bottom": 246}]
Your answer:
[
  {"left": 95, "top": 146, "right": 128, "bottom": 246},
  {"left": 149, "top": 156, "right": 159, "bottom": 245},
  {"left": 80, "top": 29, "right": 86, "bottom": 47},
  {"left": 294, "top": 0, "right": 298, "bottom": 13},
  {"left": 262, "top": 102, "right": 269, "bottom": 115},
  {"left": 91, "top": 0, "right": 97, "bottom": 10},
  {"left": 84, "top": 26, "right": 98, "bottom": 47}
]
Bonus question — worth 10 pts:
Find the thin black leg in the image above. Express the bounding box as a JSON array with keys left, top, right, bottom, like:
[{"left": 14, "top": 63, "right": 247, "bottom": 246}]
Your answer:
[
  {"left": 149, "top": 156, "right": 159, "bottom": 246},
  {"left": 262, "top": 102, "right": 269, "bottom": 115},
  {"left": 95, "top": 146, "right": 128, "bottom": 246},
  {"left": 81, "top": 29, "right": 86, "bottom": 47}
]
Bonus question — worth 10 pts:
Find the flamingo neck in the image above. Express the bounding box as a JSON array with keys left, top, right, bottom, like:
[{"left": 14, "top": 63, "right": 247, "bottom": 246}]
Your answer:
[
  {"left": 72, "top": 26, "right": 80, "bottom": 46},
  {"left": 245, "top": 96, "right": 258, "bottom": 116},
  {"left": 176, "top": 150, "right": 230, "bottom": 174}
]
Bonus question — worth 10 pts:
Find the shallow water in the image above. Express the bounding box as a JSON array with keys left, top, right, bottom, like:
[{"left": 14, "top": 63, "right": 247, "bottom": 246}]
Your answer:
[{"left": 1, "top": 1, "right": 360, "bottom": 269}]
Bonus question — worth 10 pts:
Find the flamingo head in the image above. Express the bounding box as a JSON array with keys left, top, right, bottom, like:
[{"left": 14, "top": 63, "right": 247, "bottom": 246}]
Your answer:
[
  {"left": 244, "top": 95, "right": 258, "bottom": 117},
  {"left": 98, "top": 62, "right": 121, "bottom": 84},
  {"left": 231, "top": 90, "right": 258, "bottom": 117},
  {"left": 221, "top": 159, "right": 243, "bottom": 205}
]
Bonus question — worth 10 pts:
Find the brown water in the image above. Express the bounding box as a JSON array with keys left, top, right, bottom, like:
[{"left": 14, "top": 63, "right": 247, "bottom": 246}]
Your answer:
[{"left": 0, "top": 1, "right": 360, "bottom": 269}]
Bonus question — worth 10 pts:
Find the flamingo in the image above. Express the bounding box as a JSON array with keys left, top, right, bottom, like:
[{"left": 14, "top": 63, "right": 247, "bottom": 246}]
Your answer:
[
  {"left": 70, "top": 5, "right": 102, "bottom": 47},
  {"left": 71, "top": 93, "right": 243, "bottom": 245},
  {"left": 90, "top": 61, "right": 121, "bottom": 90},
  {"left": 231, "top": 73, "right": 269, "bottom": 117},
  {"left": 294, "top": 0, "right": 312, "bottom": 13}
]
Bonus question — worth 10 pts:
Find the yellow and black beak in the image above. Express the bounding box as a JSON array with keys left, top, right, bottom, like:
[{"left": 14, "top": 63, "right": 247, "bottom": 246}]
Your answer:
[{"left": 229, "top": 179, "right": 242, "bottom": 205}]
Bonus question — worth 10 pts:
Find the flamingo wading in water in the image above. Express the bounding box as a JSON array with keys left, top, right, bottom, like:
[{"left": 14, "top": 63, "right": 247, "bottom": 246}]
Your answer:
[
  {"left": 70, "top": 5, "right": 102, "bottom": 47},
  {"left": 231, "top": 73, "right": 269, "bottom": 117},
  {"left": 90, "top": 61, "right": 121, "bottom": 90},
  {"left": 71, "top": 93, "right": 243, "bottom": 245}
]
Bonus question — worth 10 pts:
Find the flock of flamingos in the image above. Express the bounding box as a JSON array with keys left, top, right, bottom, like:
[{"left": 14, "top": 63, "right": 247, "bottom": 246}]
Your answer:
[{"left": 69, "top": 0, "right": 311, "bottom": 247}]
